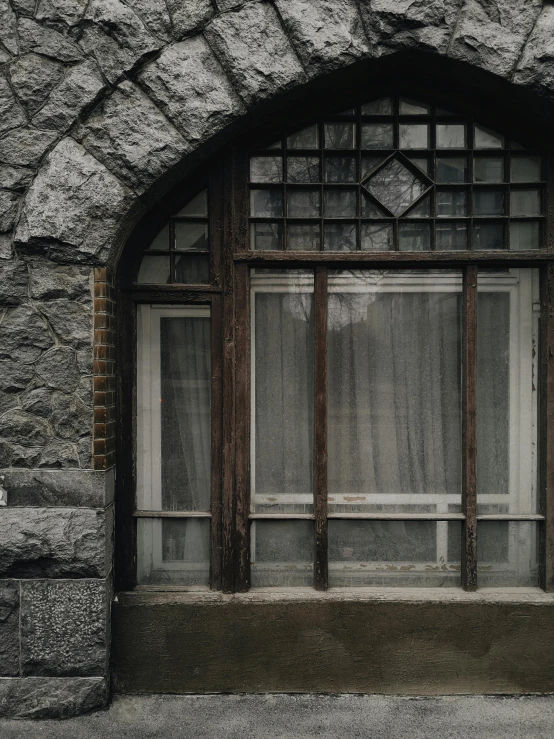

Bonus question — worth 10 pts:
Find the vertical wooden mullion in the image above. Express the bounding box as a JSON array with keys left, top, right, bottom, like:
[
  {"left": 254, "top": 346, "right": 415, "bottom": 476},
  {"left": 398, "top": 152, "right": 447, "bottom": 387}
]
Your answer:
[
  {"left": 461, "top": 264, "right": 478, "bottom": 590},
  {"left": 234, "top": 263, "right": 251, "bottom": 591},
  {"left": 539, "top": 262, "right": 554, "bottom": 591},
  {"left": 314, "top": 266, "right": 328, "bottom": 590},
  {"left": 209, "top": 293, "right": 223, "bottom": 590}
]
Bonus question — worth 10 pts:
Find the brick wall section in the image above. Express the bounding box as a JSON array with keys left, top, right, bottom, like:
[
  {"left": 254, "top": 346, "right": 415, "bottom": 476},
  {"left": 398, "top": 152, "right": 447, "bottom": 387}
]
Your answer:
[{"left": 93, "top": 268, "right": 116, "bottom": 471}]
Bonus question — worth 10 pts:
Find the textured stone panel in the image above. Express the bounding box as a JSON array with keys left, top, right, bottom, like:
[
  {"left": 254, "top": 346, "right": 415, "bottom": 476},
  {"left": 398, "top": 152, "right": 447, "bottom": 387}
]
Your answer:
[
  {"left": 21, "top": 579, "right": 108, "bottom": 676},
  {"left": 0, "top": 676, "right": 108, "bottom": 718},
  {"left": 0, "top": 305, "right": 54, "bottom": 364},
  {"left": 36, "top": 0, "right": 88, "bottom": 26},
  {"left": 50, "top": 391, "right": 90, "bottom": 440},
  {"left": 12, "top": 0, "right": 36, "bottom": 15},
  {"left": 204, "top": 0, "right": 306, "bottom": 106},
  {"left": 0, "top": 190, "right": 20, "bottom": 233},
  {"left": 359, "top": 0, "right": 461, "bottom": 56},
  {"left": 1, "top": 468, "right": 114, "bottom": 507},
  {"left": 138, "top": 35, "right": 245, "bottom": 145},
  {"left": 0, "top": 410, "right": 50, "bottom": 448},
  {"left": 14, "top": 137, "right": 134, "bottom": 263},
  {"left": 448, "top": 0, "right": 543, "bottom": 78},
  {"left": 166, "top": 0, "right": 213, "bottom": 40},
  {"left": 125, "top": 0, "right": 172, "bottom": 40},
  {"left": 513, "top": 6, "right": 554, "bottom": 96},
  {"left": 0, "top": 127, "right": 59, "bottom": 168},
  {"left": 0, "top": 261, "right": 28, "bottom": 306},
  {"left": 32, "top": 60, "right": 106, "bottom": 133},
  {"left": 0, "top": 582, "right": 19, "bottom": 677},
  {"left": 274, "top": 0, "right": 370, "bottom": 75},
  {"left": 0, "top": 234, "right": 12, "bottom": 260},
  {"left": 38, "top": 441, "right": 80, "bottom": 468},
  {"left": 77, "top": 0, "right": 162, "bottom": 84},
  {"left": 0, "top": 0, "right": 18, "bottom": 55},
  {"left": 0, "top": 361, "right": 34, "bottom": 394},
  {"left": 0, "top": 74, "right": 26, "bottom": 136},
  {"left": 35, "top": 346, "right": 80, "bottom": 391},
  {"left": 0, "top": 164, "right": 34, "bottom": 191},
  {"left": 18, "top": 17, "right": 84, "bottom": 62},
  {"left": 9, "top": 54, "right": 66, "bottom": 116},
  {"left": 0, "top": 508, "right": 110, "bottom": 578},
  {"left": 29, "top": 261, "right": 92, "bottom": 301},
  {"left": 78, "top": 80, "right": 189, "bottom": 194},
  {"left": 38, "top": 299, "right": 92, "bottom": 350}
]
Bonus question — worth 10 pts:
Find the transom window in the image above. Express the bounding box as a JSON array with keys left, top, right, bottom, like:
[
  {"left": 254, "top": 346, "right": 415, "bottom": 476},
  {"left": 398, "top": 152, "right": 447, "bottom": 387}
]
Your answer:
[{"left": 120, "top": 94, "right": 554, "bottom": 595}]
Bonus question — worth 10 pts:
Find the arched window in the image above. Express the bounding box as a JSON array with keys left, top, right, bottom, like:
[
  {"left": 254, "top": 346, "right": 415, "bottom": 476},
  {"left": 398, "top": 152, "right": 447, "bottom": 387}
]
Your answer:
[{"left": 118, "top": 96, "right": 553, "bottom": 593}]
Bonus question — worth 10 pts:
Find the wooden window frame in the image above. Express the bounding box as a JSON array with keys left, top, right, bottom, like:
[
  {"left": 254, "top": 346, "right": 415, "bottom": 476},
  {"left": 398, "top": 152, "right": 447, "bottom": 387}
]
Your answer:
[{"left": 116, "top": 130, "right": 554, "bottom": 596}]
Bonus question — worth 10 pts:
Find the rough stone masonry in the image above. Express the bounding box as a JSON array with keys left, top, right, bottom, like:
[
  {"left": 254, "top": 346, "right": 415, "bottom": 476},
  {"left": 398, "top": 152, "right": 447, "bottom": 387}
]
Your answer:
[{"left": 1, "top": 0, "right": 554, "bottom": 719}]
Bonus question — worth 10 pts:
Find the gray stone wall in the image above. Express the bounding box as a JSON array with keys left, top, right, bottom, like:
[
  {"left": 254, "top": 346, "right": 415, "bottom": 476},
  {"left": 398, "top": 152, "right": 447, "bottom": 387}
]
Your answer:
[{"left": 0, "top": 0, "right": 554, "bottom": 719}]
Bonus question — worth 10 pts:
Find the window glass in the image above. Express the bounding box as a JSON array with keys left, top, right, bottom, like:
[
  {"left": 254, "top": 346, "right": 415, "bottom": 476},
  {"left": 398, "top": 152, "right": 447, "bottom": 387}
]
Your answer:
[{"left": 250, "top": 520, "right": 314, "bottom": 587}]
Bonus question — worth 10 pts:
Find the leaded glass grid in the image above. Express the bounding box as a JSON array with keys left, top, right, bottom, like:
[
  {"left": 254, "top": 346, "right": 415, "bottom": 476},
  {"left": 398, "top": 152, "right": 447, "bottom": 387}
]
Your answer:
[{"left": 248, "top": 97, "right": 545, "bottom": 252}]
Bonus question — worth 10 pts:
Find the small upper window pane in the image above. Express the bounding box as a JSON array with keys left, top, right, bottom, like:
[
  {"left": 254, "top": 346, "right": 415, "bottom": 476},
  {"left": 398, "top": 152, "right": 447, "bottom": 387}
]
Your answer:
[
  {"left": 287, "top": 125, "right": 319, "bottom": 149},
  {"left": 399, "top": 98, "right": 430, "bottom": 115},
  {"left": 176, "top": 190, "right": 208, "bottom": 217},
  {"left": 361, "top": 123, "right": 394, "bottom": 149},
  {"left": 250, "top": 156, "right": 282, "bottom": 183},
  {"left": 361, "top": 98, "right": 393, "bottom": 115},
  {"left": 474, "top": 125, "right": 504, "bottom": 149},
  {"left": 324, "top": 123, "right": 356, "bottom": 149},
  {"left": 174, "top": 222, "right": 208, "bottom": 251},
  {"left": 137, "top": 255, "right": 170, "bottom": 284},
  {"left": 147, "top": 223, "right": 169, "bottom": 250},
  {"left": 399, "top": 123, "right": 429, "bottom": 149},
  {"left": 436, "top": 124, "right": 466, "bottom": 149}
]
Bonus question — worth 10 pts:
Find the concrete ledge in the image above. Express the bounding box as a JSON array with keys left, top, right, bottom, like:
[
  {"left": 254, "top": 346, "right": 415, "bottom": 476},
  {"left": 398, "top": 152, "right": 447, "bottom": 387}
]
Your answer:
[
  {"left": 0, "top": 677, "right": 107, "bottom": 719},
  {"left": 1, "top": 468, "right": 114, "bottom": 508},
  {"left": 112, "top": 590, "right": 554, "bottom": 695}
]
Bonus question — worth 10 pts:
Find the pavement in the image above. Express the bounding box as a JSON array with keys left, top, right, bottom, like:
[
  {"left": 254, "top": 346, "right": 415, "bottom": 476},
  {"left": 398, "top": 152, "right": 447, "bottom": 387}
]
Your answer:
[{"left": 2, "top": 694, "right": 554, "bottom": 738}]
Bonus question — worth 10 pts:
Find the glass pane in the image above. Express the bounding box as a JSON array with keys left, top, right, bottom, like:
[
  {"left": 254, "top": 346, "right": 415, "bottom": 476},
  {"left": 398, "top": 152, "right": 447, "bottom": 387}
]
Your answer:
[
  {"left": 365, "top": 158, "right": 428, "bottom": 216},
  {"left": 137, "top": 306, "right": 211, "bottom": 511},
  {"left": 478, "top": 522, "right": 538, "bottom": 587},
  {"left": 329, "top": 520, "right": 461, "bottom": 587},
  {"left": 362, "top": 98, "right": 393, "bottom": 115},
  {"left": 251, "top": 270, "right": 314, "bottom": 512},
  {"left": 327, "top": 270, "right": 462, "bottom": 512},
  {"left": 324, "top": 123, "right": 355, "bottom": 149},
  {"left": 361, "top": 155, "right": 386, "bottom": 178},
  {"left": 323, "top": 189, "right": 356, "bottom": 218},
  {"left": 174, "top": 222, "right": 208, "bottom": 250},
  {"left": 406, "top": 194, "right": 431, "bottom": 217},
  {"left": 436, "top": 124, "right": 466, "bottom": 148},
  {"left": 361, "top": 123, "right": 394, "bottom": 149},
  {"left": 474, "top": 156, "right": 504, "bottom": 183},
  {"left": 473, "top": 223, "right": 504, "bottom": 250},
  {"left": 287, "top": 223, "right": 320, "bottom": 251},
  {"left": 287, "top": 156, "right": 320, "bottom": 184},
  {"left": 250, "top": 189, "right": 283, "bottom": 217},
  {"left": 137, "top": 518, "right": 210, "bottom": 586},
  {"left": 477, "top": 269, "right": 539, "bottom": 514},
  {"left": 250, "top": 222, "right": 283, "bottom": 250},
  {"left": 399, "top": 222, "right": 431, "bottom": 251},
  {"left": 288, "top": 189, "right": 320, "bottom": 217},
  {"left": 406, "top": 156, "right": 429, "bottom": 174},
  {"left": 323, "top": 223, "right": 357, "bottom": 251},
  {"left": 250, "top": 156, "right": 282, "bottom": 183},
  {"left": 147, "top": 223, "right": 169, "bottom": 250},
  {"left": 436, "top": 190, "right": 467, "bottom": 217},
  {"left": 176, "top": 190, "right": 208, "bottom": 217},
  {"left": 436, "top": 222, "right": 467, "bottom": 250},
  {"left": 175, "top": 254, "right": 209, "bottom": 283},
  {"left": 324, "top": 155, "right": 356, "bottom": 183},
  {"left": 510, "top": 222, "right": 540, "bottom": 250},
  {"left": 474, "top": 125, "right": 503, "bottom": 149},
  {"left": 361, "top": 223, "right": 393, "bottom": 251},
  {"left": 361, "top": 193, "right": 388, "bottom": 218},
  {"left": 399, "top": 123, "right": 429, "bottom": 149},
  {"left": 399, "top": 98, "right": 430, "bottom": 115},
  {"left": 250, "top": 520, "right": 314, "bottom": 587},
  {"left": 473, "top": 190, "right": 504, "bottom": 216},
  {"left": 511, "top": 189, "right": 541, "bottom": 216},
  {"left": 511, "top": 156, "right": 541, "bottom": 182},
  {"left": 137, "top": 255, "right": 170, "bottom": 284},
  {"left": 287, "top": 125, "right": 318, "bottom": 149},
  {"left": 436, "top": 156, "right": 467, "bottom": 183}
]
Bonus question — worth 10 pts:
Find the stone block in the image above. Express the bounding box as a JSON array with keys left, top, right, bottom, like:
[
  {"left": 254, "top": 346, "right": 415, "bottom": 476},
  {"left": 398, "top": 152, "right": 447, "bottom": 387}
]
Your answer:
[
  {"left": 274, "top": 0, "right": 370, "bottom": 75},
  {"left": 36, "top": 0, "right": 89, "bottom": 26},
  {"left": 0, "top": 165, "right": 34, "bottom": 192},
  {"left": 17, "top": 17, "right": 84, "bottom": 62},
  {"left": 9, "top": 54, "right": 66, "bottom": 117},
  {"left": 0, "top": 582, "right": 19, "bottom": 677},
  {"left": 2, "top": 467, "right": 114, "bottom": 507},
  {"left": 513, "top": 6, "right": 554, "bottom": 97},
  {"left": 0, "top": 507, "right": 111, "bottom": 578},
  {"left": 78, "top": 80, "right": 189, "bottom": 194},
  {"left": 0, "top": 127, "right": 60, "bottom": 168},
  {"left": 0, "top": 0, "right": 18, "bottom": 55},
  {"left": 0, "top": 677, "right": 108, "bottom": 718},
  {"left": 21, "top": 579, "right": 108, "bottom": 677},
  {"left": 125, "top": 0, "right": 172, "bottom": 40},
  {"left": 0, "top": 74, "right": 26, "bottom": 136},
  {"left": 448, "top": 0, "right": 543, "bottom": 78},
  {"left": 14, "top": 137, "right": 134, "bottom": 264},
  {"left": 0, "top": 190, "right": 19, "bottom": 233},
  {"left": 359, "top": 0, "right": 460, "bottom": 56},
  {"left": 0, "top": 305, "right": 54, "bottom": 364},
  {"left": 36, "top": 346, "right": 80, "bottom": 392},
  {"left": 204, "top": 0, "right": 306, "bottom": 106},
  {"left": 0, "top": 261, "right": 28, "bottom": 307},
  {"left": 138, "top": 35, "right": 245, "bottom": 146},
  {"left": 166, "top": 0, "right": 213, "bottom": 40},
  {"left": 38, "top": 299, "right": 92, "bottom": 351},
  {"left": 33, "top": 60, "right": 106, "bottom": 134},
  {"left": 29, "top": 261, "right": 92, "bottom": 301}
]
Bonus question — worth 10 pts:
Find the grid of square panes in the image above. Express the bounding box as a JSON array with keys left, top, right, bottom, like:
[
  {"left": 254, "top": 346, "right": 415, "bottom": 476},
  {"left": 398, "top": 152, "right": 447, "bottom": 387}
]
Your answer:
[
  {"left": 249, "top": 98, "right": 545, "bottom": 252},
  {"left": 136, "top": 189, "right": 210, "bottom": 284}
]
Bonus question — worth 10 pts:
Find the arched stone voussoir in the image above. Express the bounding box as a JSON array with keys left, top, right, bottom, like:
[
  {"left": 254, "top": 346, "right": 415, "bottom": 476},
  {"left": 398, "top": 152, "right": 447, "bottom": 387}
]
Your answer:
[
  {"left": 513, "top": 6, "right": 554, "bottom": 100},
  {"left": 14, "top": 137, "right": 134, "bottom": 265}
]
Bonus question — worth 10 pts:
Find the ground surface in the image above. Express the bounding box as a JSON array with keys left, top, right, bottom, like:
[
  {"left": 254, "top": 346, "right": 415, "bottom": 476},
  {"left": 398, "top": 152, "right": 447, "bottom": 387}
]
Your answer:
[{"left": 2, "top": 694, "right": 554, "bottom": 737}]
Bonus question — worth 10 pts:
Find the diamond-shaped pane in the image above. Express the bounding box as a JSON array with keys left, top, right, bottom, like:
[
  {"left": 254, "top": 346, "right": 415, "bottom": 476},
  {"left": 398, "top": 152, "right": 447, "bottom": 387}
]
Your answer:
[{"left": 363, "top": 158, "right": 428, "bottom": 216}]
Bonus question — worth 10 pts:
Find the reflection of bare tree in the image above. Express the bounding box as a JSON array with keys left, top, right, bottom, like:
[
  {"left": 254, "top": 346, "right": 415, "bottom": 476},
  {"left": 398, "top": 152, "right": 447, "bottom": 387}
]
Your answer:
[{"left": 367, "top": 159, "right": 425, "bottom": 215}]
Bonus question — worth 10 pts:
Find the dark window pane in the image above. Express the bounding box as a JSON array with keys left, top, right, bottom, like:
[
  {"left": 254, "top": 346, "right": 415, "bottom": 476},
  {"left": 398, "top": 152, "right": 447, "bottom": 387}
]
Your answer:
[
  {"left": 436, "top": 222, "right": 467, "bottom": 250},
  {"left": 399, "top": 222, "right": 431, "bottom": 250},
  {"left": 399, "top": 98, "right": 430, "bottom": 115},
  {"left": 176, "top": 190, "right": 208, "bottom": 216},
  {"left": 474, "top": 190, "right": 504, "bottom": 216},
  {"left": 365, "top": 158, "right": 428, "bottom": 216},
  {"left": 288, "top": 189, "right": 320, "bottom": 217},
  {"left": 511, "top": 189, "right": 541, "bottom": 216},
  {"left": 147, "top": 223, "right": 169, "bottom": 250},
  {"left": 250, "top": 189, "right": 283, "bottom": 217},
  {"left": 250, "top": 156, "right": 283, "bottom": 183},
  {"left": 137, "top": 518, "right": 210, "bottom": 586},
  {"left": 436, "top": 189, "right": 467, "bottom": 217},
  {"left": 474, "top": 156, "right": 504, "bottom": 182},
  {"left": 361, "top": 223, "right": 393, "bottom": 251},
  {"left": 474, "top": 125, "right": 503, "bottom": 149},
  {"left": 436, "top": 124, "right": 466, "bottom": 148},
  {"left": 324, "top": 123, "right": 355, "bottom": 149},
  {"left": 361, "top": 192, "right": 388, "bottom": 218},
  {"left": 323, "top": 189, "right": 356, "bottom": 218},
  {"left": 399, "top": 123, "right": 429, "bottom": 149},
  {"left": 174, "top": 222, "right": 208, "bottom": 250},
  {"left": 287, "top": 223, "right": 320, "bottom": 251},
  {"left": 473, "top": 222, "right": 504, "bottom": 250},
  {"left": 175, "top": 254, "right": 209, "bottom": 283},
  {"left": 324, "top": 155, "right": 356, "bottom": 183},
  {"left": 287, "top": 125, "right": 318, "bottom": 149},
  {"left": 406, "top": 156, "right": 429, "bottom": 174},
  {"left": 436, "top": 156, "right": 467, "bottom": 183},
  {"left": 287, "top": 156, "right": 320, "bottom": 183},
  {"left": 137, "top": 255, "right": 171, "bottom": 284},
  {"left": 361, "top": 98, "right": 393, "bottom": 115},
  {"left": 478, "top": 522, "right": 538, "bottom": 587},
  {"left": 361, "top": 123, "right": 394, "bottom": 149},
  {"left": 361, "top": 155, "right": 386, "bottom": 179},
  {"left": 406, "top": 194, "right": 431, "bottom": 217},
  {"left": 510, "top": 222, "right": 540, "bottom": 250},
  {"left": 250, "top": 222, "right": 283, "bottom": 250},
  {"left": 323, "top": 223, "right": 357, "bottom": 251},
  {"left": 251, "top": 520, "right": 314, "bottom": 587},
  {"left": 511, "top": 156, "right": 541, "bottom": 182}
]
